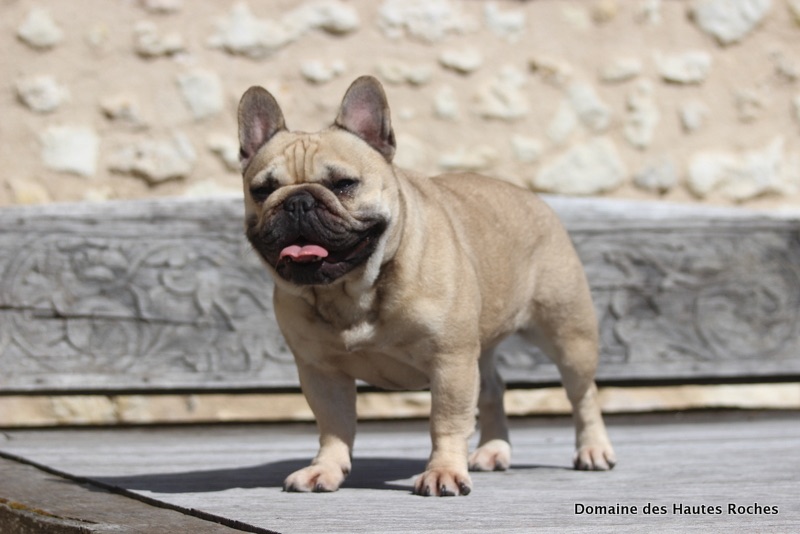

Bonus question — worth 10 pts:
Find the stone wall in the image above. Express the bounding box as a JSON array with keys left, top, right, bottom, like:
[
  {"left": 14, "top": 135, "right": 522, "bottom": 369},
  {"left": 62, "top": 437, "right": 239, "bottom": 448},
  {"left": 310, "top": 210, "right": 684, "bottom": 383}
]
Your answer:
[{"left": 2, "top": 0, "right": 800, "bottom": 209}]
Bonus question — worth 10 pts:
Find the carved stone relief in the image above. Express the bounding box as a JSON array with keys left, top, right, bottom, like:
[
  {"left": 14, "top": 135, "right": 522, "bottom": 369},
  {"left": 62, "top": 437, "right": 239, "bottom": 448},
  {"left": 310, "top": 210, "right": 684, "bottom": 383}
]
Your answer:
[
  {"left": 1, "top": 199, "right": 798, "bottom": 391},
  {"left": 0, "top": 205, "right": 297, "bottom": 390},
  {"left": 496, "top": 224, "right": 800, "bottom": 383}
]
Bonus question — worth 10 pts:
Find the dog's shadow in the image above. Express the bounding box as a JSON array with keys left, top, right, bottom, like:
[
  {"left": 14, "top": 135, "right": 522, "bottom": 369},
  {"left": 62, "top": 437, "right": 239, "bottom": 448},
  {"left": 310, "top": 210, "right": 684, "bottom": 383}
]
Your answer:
[
  {"left": 90, "top": 458, "right": 568, "bottom": 494},
  {"left": 91, "top": 457, "right": 425, "bottom": 494}
]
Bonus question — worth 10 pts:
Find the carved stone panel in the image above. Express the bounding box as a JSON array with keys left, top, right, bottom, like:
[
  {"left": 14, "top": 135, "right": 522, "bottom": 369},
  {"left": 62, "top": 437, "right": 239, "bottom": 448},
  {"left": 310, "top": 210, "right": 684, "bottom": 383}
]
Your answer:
[
  {"left": 496, "top": 212, "right": 800, "bottom": 384},
  {"left": 1, "top": 197, "right": 798, "bottom": 392},
  {"left": 0, "top": 199, "right": 297, "bottom": 391}
]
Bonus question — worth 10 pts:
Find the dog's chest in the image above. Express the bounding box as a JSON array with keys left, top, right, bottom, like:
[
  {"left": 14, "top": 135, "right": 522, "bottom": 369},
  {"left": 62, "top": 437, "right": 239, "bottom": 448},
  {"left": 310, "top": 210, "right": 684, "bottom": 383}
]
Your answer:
[
  {"left": 300, "top": 316, "right": 433, "bottom": 390},
  {"left": 340, "top": 320, "right": 377, "bottom": 352},
  {"left": 279, "top": 287, "right": 434, "bottom": 389}
]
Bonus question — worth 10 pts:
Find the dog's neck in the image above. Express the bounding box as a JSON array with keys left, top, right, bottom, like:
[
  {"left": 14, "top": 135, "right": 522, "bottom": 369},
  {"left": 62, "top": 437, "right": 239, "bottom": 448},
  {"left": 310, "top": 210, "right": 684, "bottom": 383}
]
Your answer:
[
  {"left": 271, "top": 278, "right": 379, "bottom": 352},
  {"left": 312, "top": 278, "right": 377, "bottom": 326}
]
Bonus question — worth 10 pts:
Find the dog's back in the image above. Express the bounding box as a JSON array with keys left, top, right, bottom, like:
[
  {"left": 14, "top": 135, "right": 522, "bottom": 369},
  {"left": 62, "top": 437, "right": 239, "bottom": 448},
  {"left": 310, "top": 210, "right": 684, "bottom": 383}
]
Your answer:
[{"left": 400, "top": 171, "right": 594, "bottom": 348}]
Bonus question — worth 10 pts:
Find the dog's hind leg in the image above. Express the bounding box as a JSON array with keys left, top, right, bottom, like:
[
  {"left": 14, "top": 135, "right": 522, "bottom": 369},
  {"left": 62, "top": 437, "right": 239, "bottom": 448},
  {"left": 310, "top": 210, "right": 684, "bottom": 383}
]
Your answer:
[
  {"left": 468, "top": 348, "right": 512, "bottom": 472},
  {"left": 523, "top": 304, "right": 616, "bottom": 471},
  {"left": 552, "top": 336, "right": 616, "bottom": 470}
]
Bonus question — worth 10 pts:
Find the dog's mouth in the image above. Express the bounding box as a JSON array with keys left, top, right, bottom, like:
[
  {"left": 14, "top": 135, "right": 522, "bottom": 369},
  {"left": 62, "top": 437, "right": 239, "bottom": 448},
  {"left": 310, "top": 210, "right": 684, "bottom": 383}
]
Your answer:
[
  {"left": 267, "top": 222, "right": 385, "bottom": 285},
  {"left": 278, "top": 235, "right": 374, "bottom": 264},
  {"left": 279, "top": 242, "right": 330, "bottom": 263}
]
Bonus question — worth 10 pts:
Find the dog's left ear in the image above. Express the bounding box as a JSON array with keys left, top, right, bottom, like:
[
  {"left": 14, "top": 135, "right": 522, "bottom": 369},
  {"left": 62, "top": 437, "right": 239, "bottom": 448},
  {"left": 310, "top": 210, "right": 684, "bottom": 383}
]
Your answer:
[
  {"left": 334, "top": 76, "right": 396, "bottom": 162},
  {"left": 238, "top": 86, "right": 287, "bottom": 171}
]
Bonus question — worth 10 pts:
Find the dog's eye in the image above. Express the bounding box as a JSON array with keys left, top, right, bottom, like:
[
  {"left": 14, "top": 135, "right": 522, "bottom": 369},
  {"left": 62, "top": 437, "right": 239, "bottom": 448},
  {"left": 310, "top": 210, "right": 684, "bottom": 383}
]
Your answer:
[
  {"left": 250, "top": 184, "right": 275, "bottom": 203},
  {"left": 330, "top": 178, "right": 358, "bottom": 196}
]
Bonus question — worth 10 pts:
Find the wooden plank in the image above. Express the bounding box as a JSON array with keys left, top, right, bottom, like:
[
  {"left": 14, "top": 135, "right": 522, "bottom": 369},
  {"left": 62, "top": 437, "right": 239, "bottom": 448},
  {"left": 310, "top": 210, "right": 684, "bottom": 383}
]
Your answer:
[
  {"left": 1, "top": 412, "right": 799, "bottom": 532},
  {"left": 0, "top": 456, "right": 244, "bottom": 533},
  {"left": 1, "top": 197, "right": 799, "bottom": 392}
]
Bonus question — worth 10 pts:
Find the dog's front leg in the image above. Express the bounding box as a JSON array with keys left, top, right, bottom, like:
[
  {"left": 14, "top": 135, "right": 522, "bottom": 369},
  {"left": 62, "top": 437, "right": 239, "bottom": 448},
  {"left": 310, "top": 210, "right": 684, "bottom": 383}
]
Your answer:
[
  {"left": 414, "top": 352, "right": 479, "bottom": 497},
  {"left": 284, "top": 360, "right": 356, "bottom": 492}
]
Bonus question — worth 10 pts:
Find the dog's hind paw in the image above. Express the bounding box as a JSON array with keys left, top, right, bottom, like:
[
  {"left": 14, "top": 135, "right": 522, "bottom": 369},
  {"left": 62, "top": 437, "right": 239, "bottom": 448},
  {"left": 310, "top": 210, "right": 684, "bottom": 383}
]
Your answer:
[{"left": 468, "top": 439, "right": 511, "bottom": 472}]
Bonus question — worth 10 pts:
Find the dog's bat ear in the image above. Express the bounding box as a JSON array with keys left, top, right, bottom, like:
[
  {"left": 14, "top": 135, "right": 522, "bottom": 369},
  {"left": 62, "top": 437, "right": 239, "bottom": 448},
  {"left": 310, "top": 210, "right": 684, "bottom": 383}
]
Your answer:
[
  {"left": 238, "top": 86, "right": 286, "bottom": 171},
  {"left": 334, "top": 76, "right": 396, "bottom": 162}
]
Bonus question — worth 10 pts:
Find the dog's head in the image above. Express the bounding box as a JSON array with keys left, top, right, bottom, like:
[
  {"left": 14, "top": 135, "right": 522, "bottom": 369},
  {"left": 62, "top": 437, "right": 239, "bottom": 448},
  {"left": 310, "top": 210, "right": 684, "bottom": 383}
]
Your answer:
[{"left": 238, "top": 76, "right": 398, "bottom": 287}]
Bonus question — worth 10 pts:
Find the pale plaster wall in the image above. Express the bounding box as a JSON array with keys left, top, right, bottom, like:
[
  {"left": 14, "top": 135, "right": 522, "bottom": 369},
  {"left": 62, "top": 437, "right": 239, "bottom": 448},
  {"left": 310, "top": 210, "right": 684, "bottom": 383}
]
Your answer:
[
  {"left": 2, "top": 0, "right": 799, "bottom": 425},
  {"left": 2, "top": 0, "right": 800, "bottom": 209}
]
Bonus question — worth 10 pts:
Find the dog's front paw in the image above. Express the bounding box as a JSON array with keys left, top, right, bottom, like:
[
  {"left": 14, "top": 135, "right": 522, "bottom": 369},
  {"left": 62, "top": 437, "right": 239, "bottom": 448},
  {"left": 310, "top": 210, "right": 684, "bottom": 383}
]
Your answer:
[
  {"left": 414, "top": 467, "right": 472, "bottom": 497},
  {"left": 283, "top": 463, "right": 348, "bottom": 493},
  {"left": 468, "top": 439, "right": 511, "bottom": 471},
  {"left": 574, "top": 443, "right": 616, "bottom": 471}
]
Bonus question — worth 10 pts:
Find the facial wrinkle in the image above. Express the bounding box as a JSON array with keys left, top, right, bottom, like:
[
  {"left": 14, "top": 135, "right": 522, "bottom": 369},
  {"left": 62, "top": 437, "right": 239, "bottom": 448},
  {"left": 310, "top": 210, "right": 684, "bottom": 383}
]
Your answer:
[
  {"left": 285, "top": 137, "right": 320, "bottom": 183},
  {"left": 303, "top": 138, "right": 319, "bottom": 183}
]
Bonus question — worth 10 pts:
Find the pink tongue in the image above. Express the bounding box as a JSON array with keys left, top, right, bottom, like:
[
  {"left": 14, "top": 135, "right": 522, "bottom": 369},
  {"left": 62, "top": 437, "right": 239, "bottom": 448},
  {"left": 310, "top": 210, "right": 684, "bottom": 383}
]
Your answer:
[{"left": 279, "top": 244, "right": 329, "bottom": 263}]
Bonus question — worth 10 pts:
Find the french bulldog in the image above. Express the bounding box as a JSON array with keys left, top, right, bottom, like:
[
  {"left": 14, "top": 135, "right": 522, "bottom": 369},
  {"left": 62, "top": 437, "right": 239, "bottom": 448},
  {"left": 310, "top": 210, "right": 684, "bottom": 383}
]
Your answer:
[{"left": 238, "top": 76, "right": 615, "bottom": 497}]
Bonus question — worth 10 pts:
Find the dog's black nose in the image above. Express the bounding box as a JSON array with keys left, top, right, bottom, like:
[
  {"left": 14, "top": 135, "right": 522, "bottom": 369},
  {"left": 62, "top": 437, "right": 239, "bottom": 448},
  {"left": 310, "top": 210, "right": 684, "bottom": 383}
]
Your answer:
[{"left": 284, "top": 191, "right": 316, "bottom": 214}]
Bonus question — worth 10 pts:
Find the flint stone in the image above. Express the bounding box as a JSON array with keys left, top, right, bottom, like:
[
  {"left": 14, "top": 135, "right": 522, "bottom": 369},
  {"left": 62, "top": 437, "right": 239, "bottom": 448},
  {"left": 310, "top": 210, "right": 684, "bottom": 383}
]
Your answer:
[
  {"left": 379, "top": 0, "right": 475, "bottom": 42},
  {"left": 475, "top": 66, "right": 529, "bottom": 121},
  {"left": 687, "top": 137, "right": 793, "bottom": 201},
  {"left": 547, "top": 100, "right": 578, "bottom": 145},
  {"left": 177, "top": 69, "right": 224, "bottom": 120},
  {"left": 17, "top": 8, "right": 63, "bottom": 49},
  {"left": 139, "top": 0, "right": 183, "bottom": 14},
  {"left": 208, "top": 134, "right": 241, "bottom": 172},
  {"left": 40, "top": 126, "right": 99, "bottom": 177},
  {"left": 109, "top": 133, "right": 196, "bottom": 184},
  {"left": 439, "top": 145, "right": 498, "bottom": 171},
  {"left": 691, "top": 0, "right": 772, "bottom": 46},
  {"left": 301, "top": 59, "right": 346, "bottom": 84},
  {"left": 208, "top": 3, "right": 292, "bottom": 58},
  {"left": 656, "top": 51, "right": 712, "bottom": 84},
  {"left": 733, "top": 87, "right": 768, "bottom": 123},
  {"left": 484, "top": 2, "right": 526, "bottom": 41},
  {"left": 636, "top": 0, "right": 663, "bottom": 25},
  {"left": 134, "top": 21, "right": 185, "bottom": 57},
  {"left": 376, "top": 60, "right": 432, "bottom": 86},
  {"left": 434, "top": 85, "right": 459, "bottom": 120},
  {"left": 634, "top": 157, "right": 678, "bottom": 194},
  {"left": 679, "top": 100, "right": 710, "bottom": 132},
  {"left": 287, "top": 0, "right": 360, "bottom": 34},
  {"left": 438, "top": 48, "right": 483, "bottom": 74},
  {"left": 100, "top": 94, "right": 146, "bottom": 127},
  {"left": 533, "top": 137, "right": 626, "bottom": 195},
  {"left": 568, "top": 81, "right": 611, "bottom": 132},
  {"left": 511, "top": 136, "right": 543, "bottom": 163},
  {"left": 623, "top": 80, "right": 660, "bottom": 149},
  {"left": 15, "top": 75, "right": 69, "bottom": 113},
  {"left": 599, "top": 58, "right": 643, "bottom": 83},
  {"left": 208, "top": 1, "right": 358, "bottom": 59},
  {"left": 528, "top": 55, "right": 573, "bottom": 87},
  {"left": 770, "top": 51, "right": 799, "bottom": 82}
]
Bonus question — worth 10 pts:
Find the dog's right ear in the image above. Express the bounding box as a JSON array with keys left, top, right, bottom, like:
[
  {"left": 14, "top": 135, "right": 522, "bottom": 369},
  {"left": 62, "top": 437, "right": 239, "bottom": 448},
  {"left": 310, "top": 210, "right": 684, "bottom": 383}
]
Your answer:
[
  {"left": 238, "top": 86, "right": 286, "bottom": 171},
  {"left": 334, "top": 76, "right": 396, "bottom": 162}
]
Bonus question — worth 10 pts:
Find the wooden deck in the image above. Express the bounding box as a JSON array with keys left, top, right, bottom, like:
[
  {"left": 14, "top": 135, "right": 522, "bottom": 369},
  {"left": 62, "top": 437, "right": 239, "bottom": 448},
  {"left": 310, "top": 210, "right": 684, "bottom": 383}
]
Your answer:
[{"left": 2, "top": 410, "right": 798, "bottom": 533}]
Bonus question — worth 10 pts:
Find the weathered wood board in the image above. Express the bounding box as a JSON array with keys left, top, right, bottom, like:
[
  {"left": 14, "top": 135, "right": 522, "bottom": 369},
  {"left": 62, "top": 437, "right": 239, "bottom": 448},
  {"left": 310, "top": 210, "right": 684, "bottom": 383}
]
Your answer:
[
  {"left": 2, "top": 412, "right": 799, "bottom": 533},
  {"left": 1, "top": 196, "right": 799, "bottom": 392}
]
